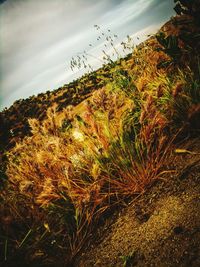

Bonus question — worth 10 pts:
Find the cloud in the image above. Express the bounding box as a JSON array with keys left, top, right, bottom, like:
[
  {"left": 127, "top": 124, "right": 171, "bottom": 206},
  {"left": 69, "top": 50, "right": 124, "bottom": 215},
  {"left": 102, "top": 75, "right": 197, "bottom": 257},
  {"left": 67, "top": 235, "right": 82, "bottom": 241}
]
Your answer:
[
  {"left": 0, "top": 0, "right": 7, "bottom": 4},
  {"left": 0, "top": 0, "right": 175, "bottom": 110}
]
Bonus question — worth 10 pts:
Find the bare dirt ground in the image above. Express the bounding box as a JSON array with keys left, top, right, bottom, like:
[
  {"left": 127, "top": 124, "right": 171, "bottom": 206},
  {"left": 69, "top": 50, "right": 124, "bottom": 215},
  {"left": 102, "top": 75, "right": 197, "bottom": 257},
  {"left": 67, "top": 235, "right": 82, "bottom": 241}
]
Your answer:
[{"left": 76, "top": 137, "right": 200, "bottom": 267}]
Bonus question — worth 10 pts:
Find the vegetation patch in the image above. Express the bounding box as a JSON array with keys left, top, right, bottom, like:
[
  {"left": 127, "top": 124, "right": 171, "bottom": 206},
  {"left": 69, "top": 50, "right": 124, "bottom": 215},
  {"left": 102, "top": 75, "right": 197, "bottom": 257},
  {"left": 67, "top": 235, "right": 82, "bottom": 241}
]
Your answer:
[{"left": 0, "top": 1, "right": 200, "bottom": 266}]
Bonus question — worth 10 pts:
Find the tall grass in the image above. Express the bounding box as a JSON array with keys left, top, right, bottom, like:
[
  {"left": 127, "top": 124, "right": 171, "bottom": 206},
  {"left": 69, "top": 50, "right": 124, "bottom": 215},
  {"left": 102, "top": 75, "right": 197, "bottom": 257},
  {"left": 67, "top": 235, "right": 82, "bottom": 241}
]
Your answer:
[
  {"left": 2, "top": 76, "right": 173, "bottom": 264},
  {"left": 1, "top": 23, "right": 200, "bottom": 265}
]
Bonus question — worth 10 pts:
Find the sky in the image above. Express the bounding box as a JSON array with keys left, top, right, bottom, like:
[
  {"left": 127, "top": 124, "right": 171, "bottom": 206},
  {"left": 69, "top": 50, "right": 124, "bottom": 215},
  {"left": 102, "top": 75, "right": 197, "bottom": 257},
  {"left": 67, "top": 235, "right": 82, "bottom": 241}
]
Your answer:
[{"left": 0, "top": 0, "right": 175, "bottom": 110}]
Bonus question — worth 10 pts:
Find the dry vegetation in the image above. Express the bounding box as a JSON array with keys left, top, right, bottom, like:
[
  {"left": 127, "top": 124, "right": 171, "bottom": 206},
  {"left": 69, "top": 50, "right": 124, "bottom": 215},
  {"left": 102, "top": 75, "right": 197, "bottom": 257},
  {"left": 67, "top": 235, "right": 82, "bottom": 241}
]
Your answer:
[{"left": 0, "top": 1, "right": 200, "bottom": 266}]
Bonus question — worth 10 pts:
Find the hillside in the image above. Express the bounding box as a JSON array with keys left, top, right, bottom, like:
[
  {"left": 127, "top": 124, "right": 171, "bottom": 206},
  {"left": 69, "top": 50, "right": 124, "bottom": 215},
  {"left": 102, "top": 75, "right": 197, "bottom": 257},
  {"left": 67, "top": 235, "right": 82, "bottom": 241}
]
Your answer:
[
  {"left": 0, "top": 64, "right": 118, "bottom": 150},
  {"left": 0, "top": 1, "right": 200, "bottom": 266}
]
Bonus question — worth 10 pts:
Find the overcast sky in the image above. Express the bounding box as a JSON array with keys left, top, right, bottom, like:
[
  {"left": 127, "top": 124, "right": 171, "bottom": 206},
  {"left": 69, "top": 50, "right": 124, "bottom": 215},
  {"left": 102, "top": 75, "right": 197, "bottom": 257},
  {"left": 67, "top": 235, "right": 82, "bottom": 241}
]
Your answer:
[{"left": 0, "top": 0, "right": 175, "bottom": 110}]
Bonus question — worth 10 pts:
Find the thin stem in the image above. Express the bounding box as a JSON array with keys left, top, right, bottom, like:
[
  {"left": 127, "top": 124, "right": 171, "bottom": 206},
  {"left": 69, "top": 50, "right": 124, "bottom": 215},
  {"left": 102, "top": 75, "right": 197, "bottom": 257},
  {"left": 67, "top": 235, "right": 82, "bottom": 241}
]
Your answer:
[
  {"left": 4, "top": 239, "right": 7, "bottom": 261},
  {"left": 19, "top": 229, "right": 32, "bottom": 248}
]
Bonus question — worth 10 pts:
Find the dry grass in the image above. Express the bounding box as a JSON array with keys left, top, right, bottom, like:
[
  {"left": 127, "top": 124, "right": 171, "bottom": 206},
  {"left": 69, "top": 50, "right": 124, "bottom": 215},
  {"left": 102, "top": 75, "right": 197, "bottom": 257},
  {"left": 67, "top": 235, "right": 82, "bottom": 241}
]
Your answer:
[
  {"left": 1, "top": 23, "right": 200, "bottom": 265},
  {"left": 4, "top": 80, "right": 173, "bottom": 263}
]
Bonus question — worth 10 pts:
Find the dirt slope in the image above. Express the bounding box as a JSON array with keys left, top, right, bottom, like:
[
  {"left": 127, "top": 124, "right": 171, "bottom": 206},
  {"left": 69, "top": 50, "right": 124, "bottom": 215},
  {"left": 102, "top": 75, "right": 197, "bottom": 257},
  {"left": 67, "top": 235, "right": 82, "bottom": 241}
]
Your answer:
[{"left": 76, "top": 138, "right": 200, "bottom": 267}]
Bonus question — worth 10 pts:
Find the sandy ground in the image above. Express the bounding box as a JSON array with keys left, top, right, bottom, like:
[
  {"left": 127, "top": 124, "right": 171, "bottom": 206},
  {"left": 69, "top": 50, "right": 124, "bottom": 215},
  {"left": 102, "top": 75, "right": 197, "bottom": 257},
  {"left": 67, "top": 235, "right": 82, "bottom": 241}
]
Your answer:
[{"left": 76, "top": 138, "right": 200, "bottom": 267}]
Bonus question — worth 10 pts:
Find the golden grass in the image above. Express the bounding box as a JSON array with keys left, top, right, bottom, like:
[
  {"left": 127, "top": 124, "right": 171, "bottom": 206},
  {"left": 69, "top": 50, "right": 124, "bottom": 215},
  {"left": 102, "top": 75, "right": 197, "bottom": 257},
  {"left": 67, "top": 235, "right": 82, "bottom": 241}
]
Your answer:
[{"left": 1, "top": 26, "right": 200, "bottom": 265}]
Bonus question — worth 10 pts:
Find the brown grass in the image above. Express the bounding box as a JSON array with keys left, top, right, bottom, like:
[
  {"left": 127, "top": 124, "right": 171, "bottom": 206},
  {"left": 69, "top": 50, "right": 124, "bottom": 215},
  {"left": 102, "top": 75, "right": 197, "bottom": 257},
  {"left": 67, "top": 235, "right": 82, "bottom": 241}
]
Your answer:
[{"left": 1, "top": 25, "right": 200, "bottom": 265}]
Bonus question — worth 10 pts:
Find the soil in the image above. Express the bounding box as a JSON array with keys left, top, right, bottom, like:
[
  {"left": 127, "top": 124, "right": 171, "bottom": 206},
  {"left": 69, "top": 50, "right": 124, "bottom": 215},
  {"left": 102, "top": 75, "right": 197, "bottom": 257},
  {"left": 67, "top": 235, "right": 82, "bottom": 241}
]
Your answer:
[{"left": 75, "top": 137, "right": 200, "bottom": 267}]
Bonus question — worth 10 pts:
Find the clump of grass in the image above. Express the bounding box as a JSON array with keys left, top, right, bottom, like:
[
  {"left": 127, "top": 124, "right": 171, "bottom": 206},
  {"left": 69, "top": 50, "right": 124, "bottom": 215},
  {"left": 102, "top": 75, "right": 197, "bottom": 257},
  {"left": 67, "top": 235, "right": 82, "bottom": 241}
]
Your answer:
[
  {"left": 155, "top": 32, "right": 182, "bottom": 65},
  {"left": 121, "top": 251, "right": 136, "bottom": 267},
  {"left": 3, "top": 70, "right": 174, "bottom": 265},
  {"left": 1, "top": 13, "right": 200, "bottom": 265}
]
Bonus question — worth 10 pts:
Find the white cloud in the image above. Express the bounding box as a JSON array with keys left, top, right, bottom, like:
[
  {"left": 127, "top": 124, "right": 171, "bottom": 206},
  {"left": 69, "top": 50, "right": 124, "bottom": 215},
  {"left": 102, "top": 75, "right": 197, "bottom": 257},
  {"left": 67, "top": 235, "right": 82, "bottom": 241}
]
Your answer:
[{"left": 0, "top": 0, "right": 175, "bottom": 110}]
